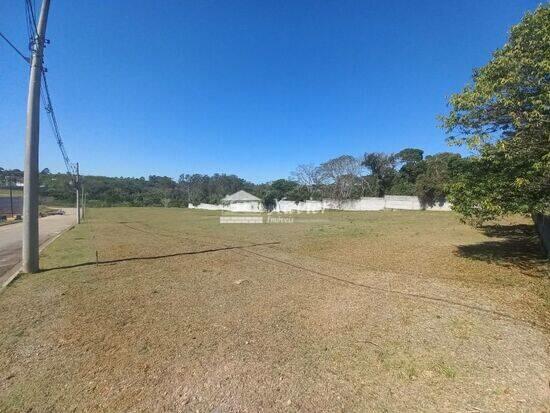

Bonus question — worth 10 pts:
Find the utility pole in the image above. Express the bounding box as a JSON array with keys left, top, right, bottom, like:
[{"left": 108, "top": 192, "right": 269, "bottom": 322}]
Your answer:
[
  {"left": 81, "top": 183, "right": 85, "bottom": 220},
  {"left": 75, "top": 162, "right": 81, "bottom": 224},
  {"left": 7, "top": 177, "right": 14, "bottom": 217},
  {"left": 22, "top": 0, "right": 51, "bottom": 273}
]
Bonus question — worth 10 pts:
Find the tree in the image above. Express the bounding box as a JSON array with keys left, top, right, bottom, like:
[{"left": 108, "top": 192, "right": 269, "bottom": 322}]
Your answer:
[
  {"left": 257, "top": 179, "right": 306, "bottom": 210},
  {"left": 318, "top": 155, "right": 364, "bottom": 200},
  {"left": 268, "top": 179, "right": 299, "bottom": 200},
  {"left": 362, "top": 152, "right": 396, "bottom": 197},
  {"left": 395, "top": 148, "right": 425, "bottom": 183},
  {"left": 441, "top": 5, "right": 550, "bottom": 225},
  {"left": 148, "top": 175, "right": 175, "bottom": 189},
  {"left": 291, "top": 164, "right": 323, "bottom": 199},
  {"left": 291, "top": 164, "right": 321, "bottom": 188},
  {"left": 415, "top": 153, "right": 462, "bottom": 207},
  {"left": 178, "top": 173, "right": 254, "bottom": 205},
  {"left": 395, "top": 148, "right": 423, "bottom": 164}
]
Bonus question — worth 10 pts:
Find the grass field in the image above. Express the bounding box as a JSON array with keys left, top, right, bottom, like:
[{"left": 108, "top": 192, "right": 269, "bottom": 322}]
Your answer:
[
  {"left": 0, "top": 208, "right": 548, "bottom": 411},
  {"left": 0, "top": 188, "right": 22, "bottom": 198}
]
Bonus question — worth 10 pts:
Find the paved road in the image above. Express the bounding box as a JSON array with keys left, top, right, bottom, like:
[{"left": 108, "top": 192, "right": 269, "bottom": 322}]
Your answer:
[{"left": 0, "top": 208, "right": 75, "bottom": 284}]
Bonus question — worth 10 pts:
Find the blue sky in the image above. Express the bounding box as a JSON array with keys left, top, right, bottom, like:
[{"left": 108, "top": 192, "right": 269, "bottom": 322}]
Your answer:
[{"left": 0, "top": 0, "right": 541, "bottom": 183}]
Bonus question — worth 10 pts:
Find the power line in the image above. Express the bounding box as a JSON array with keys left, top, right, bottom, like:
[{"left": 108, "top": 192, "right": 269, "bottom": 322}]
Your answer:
[
  {"left": 0, "top": 4, "right": 72, "bottom": 179},
  {"left": 3, "top": 3, "right": 75, "bottom": 182},
  {"left": 25, "top": 0, "right": 38, "bottom": 41},
  {"left": 0, "top": 31, "right": 29, "bottom": 63},
  {"left": 27, "top": 0, "right": 38, "bottom": 29},
  {"left": 1, "top": 36, "right": 75, "bottom": 181},
  {"left": 41, "top": 69, "right": 76, "bottom": 177},
  {"left": 25, "top": 0, "right": 74, "bottom": 178}
]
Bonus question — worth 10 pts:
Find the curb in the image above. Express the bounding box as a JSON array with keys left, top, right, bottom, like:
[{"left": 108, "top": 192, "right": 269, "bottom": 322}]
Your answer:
[{"left": 0, "top": 224, "right": 75, "bottom": 293}]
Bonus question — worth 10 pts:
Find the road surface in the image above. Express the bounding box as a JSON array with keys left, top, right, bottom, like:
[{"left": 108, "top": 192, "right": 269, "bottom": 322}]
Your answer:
[{"left": 0, "top": 208, "right": 75, "bottom": 284}]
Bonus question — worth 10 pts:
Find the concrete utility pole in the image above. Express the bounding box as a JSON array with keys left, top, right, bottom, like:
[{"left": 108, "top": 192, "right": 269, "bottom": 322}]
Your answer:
[
  {"left": 7, "top": 177, "right": 14, "bottom": 217},
  {"left": 75, "top": 162, "right": 81, "bottom": 224},
  {"left": 81, "top": 183, "right": 85, "bottom": 220},
  {"left": 22, "top": 0, "right": 51, "bottom": 273}
]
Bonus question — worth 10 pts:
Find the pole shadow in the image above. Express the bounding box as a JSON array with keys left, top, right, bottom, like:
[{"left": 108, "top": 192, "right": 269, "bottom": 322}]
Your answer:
[{"left": 40, "top": 241, "right": 280, "bottom": 272}]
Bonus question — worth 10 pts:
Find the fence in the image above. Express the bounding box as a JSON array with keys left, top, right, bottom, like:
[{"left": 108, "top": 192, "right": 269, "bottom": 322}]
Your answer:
[
  {"left": 534, "top": 213, "right": 550, "bottom": 257},
  {"left": 188, "top": 202, "right": 265, "bottom": 213},
  {"left": 190, "top": 196, "right": 452, "bottom": 213},
  {"left": 0, "top": 197, "right": 23, "bottom": 215},
  {"left": 274, "top": 196, "right": 451, "bottom": 213}
]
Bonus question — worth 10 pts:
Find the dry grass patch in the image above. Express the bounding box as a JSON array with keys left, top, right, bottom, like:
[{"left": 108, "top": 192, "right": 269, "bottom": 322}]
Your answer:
[{"left": 0, "top": 208, "right": 548, "bottom": 411}]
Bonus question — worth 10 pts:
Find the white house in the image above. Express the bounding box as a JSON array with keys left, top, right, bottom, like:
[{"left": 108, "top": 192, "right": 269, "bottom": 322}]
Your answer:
[{"left": 222, "top": 190, "right": 264, "bottom": 212}]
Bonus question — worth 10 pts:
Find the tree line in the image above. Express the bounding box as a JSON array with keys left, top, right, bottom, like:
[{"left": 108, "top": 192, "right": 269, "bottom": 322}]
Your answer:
[{"left": 0, "top": 148, "right": 463, "bottom": 209}]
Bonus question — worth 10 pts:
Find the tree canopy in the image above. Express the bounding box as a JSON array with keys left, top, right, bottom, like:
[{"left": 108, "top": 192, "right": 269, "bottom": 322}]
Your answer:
[{"left": 441, "top": 5, "right": 550, "bottom": 224}]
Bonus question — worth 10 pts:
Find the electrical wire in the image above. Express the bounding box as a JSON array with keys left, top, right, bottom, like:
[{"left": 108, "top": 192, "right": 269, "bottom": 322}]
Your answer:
[
  {"left": 41, "top": 70, "right": 76, "bottom": 177},
  {"left": 8, "top": 0, "right": 78, "bottom": 181},
  {"left": 25, "top": 0, "right": 38, "bottom": 39},
  {"left": 0, "top": 31, "right": 29, "bottom": 63}
]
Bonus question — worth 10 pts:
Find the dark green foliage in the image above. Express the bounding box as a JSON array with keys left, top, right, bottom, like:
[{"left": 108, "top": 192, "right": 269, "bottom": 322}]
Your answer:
[
  {"left": 0, "top": 168, "right": 23, "bottom": 184},
  {"left": 362, "top": 153, "right": 397, "bottom": 197},
  {"left": 395, "top": 148, "right": 426, "bottom": 183},
  {"left": 256, "top": 179, "right": 305, "bottom": 210},
  {"left": 416, "top": 153, "right": 463, "bottom": 207},
  {"left": 37, "top": 173, "right": 183, "bottom": 207},
  {"left": 178, "top": 173, "right": 254, "bottom": 205},
  {"left": 441, "top": 5, "right": 550, "bottom": 225},
  {"left": 387, "top": 177, "right": 416, "bottom": 196}
]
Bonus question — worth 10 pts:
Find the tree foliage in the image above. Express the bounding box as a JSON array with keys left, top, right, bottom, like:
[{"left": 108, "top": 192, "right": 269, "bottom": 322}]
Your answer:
[
  {"left": 415, "top": 153, "right": 462, "bottom": 207},
  {"left": 441, "top": 5, "right": 550, "bottom": 224},
  {"left": 318, "top": 155, "right": 365, "bottom": 200},
  {"left": 362, "top": 152, "right": 396, "bottom": 197}
]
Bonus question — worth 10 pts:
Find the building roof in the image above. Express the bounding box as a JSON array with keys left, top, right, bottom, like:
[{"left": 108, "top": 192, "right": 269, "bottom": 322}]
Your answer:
[{"left": 222, "top": 190, "right": 261, "bottom": 202}]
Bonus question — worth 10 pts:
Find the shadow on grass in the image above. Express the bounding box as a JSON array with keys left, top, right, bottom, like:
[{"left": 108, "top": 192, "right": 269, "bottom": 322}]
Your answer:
[
  {"left": 456, "top": 224, "right": 548, "bottom": 276},
  {"left": 41, "top": 241, "right": 280, "bottom": 272}
]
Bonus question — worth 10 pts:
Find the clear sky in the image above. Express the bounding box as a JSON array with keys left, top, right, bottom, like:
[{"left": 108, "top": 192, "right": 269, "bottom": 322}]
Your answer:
[{"left": 0, "top": 0, "right": 541, "bottom": 183}]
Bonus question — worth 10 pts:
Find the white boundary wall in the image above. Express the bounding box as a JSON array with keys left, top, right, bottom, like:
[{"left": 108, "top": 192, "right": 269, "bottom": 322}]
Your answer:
[
  {"left": 275, "top": 196, "right": 451, "bottom": 213},
  {"left": 190, "top": 196, "right": 451, "bottom": 213},
  {"left": 189, "top": 201, "right": 265, "bottom": 212},
  {"left": 274, "top": 200, "right": 323, "bottom": 213},
  {"left": 229, "top": 201, "right": 264, "bottom": 212},
  {"left": 323, "top": 197, "right": 386, "bottom": 211},
  {"left": 384, "top": 195, "right": 423, "bottom": 210},
  {"left": 189, "top": 203, "right": 225, "bottom": 211}
]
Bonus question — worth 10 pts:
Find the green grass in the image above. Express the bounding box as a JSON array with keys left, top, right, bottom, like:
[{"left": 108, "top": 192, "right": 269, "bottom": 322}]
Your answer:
[
  {"left": 435, "top": 361, "right": 457, "bottom": 379},
  {"left": 0, "top": 188, "right": 22, "bottom": 197}
]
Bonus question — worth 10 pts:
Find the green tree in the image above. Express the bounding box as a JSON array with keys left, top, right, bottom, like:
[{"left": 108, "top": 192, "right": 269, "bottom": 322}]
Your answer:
[
  {"left": 415, "top": 153, "right": 462, "bottom": 207},
  {"left": 395, "top": 148, "right": 425, "bottom": 183},
  {"left": 258, "top": 179, "right": 301, "bottom": 210},
  {"left": 362, "top": 152, "right": 396, "bottom": 197},
  {"left": 440, "top": 5, "right": 550, "bottom": 225}
]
